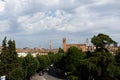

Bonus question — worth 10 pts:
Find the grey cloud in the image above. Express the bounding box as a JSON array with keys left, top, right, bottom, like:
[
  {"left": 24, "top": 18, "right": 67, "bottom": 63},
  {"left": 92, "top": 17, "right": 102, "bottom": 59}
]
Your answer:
[{"left": 0, "top": 0, "right": 120, "bottom": 47}]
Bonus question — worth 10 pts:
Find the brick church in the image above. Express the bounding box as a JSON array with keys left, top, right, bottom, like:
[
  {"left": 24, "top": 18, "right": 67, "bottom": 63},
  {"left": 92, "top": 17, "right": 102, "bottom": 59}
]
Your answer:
[{"left": 62, "top": 38, "right": 87, "bottom": 52}]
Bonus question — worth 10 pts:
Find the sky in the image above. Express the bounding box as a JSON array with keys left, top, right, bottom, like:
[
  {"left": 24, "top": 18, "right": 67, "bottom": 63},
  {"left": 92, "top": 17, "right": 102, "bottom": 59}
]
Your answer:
[{"left": 0, "top": 0, "right": 120, "bottom": 48}]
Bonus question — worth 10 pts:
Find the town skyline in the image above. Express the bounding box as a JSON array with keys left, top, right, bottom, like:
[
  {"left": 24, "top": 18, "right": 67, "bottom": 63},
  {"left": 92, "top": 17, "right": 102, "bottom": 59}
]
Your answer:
[{"left": 0, "top": 0, "right": 120, "bottom": 48}]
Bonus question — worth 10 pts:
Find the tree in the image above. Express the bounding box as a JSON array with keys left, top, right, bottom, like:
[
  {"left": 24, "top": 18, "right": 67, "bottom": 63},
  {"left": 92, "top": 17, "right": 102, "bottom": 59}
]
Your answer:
[
  {"left": 54, "top": 34, "right": 120, "bottom": 80},
  {"left": 9, "top": 67, "right": 25, "bottom": 80},
  {"left": 75, "top": 50, "right": 120, "bottom": 80},
  {"left": 58, "top": 47, "right": 64, "bottom": 53},
  {"left": 91, "top": 33, "right": 117, "bottom": 52},
  {"left": 54, "top": 53, "right": 65, "bottom": 68},
  {"left": 22, "top": 53, "right": 39, "bottom": 79},
  {"left": 0, "top": 37, "right": 19, "bottom": 79},
  {"left": 48, "top": 52, "right": 55, "bottom": 64},
  {"left": 0, "top": 37, "right": 8, "bottom": 75},
  {"left": 54, "top": 53, "right": 66, "bottom": 72},
  {"left": 0, "top": 37, "right": 8, "bottom": 64},
  {"left": 36, "top": 55, "right": 50, "bottom": 71},
  {"left": 1, "top": 36, "right": 7, "bottom": 53},
  {"left": 77, "top": 59, "right": 98, "bottom": 80},
  {"left": 93, "top": 52, "right": 115, "bottom": 77},
  {"left": 90, "top": 33, "right": 120, "bottom": 79},
  {"left": 115, "top": 47, "right": 120, "bottom": 63},
  {"left": 64, "top": 47, "right": 86, "bottom": 79},
  {"left": 7, "top": 40, "right": 18, "bottom": 63}
]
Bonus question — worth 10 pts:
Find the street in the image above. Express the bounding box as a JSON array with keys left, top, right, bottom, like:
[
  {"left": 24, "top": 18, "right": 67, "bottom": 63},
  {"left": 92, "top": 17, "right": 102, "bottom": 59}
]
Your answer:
[{"left": 30, "top": 67, "right": 67, "bottom": 80}]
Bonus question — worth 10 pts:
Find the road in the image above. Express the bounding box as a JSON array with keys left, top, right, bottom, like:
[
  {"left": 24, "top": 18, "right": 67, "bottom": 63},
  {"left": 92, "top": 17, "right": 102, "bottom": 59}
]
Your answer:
[{"left": 30, "top": 67, "right": 67, "bottom": 80}]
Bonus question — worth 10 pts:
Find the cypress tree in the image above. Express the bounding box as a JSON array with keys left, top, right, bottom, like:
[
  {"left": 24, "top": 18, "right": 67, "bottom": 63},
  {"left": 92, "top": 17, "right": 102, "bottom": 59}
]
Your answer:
[
  {"left": 0, "top": 37, "right": 9, "bottom": 76},
  {"left": 0, "top": 37, "right": 19, "bottom": 79}
]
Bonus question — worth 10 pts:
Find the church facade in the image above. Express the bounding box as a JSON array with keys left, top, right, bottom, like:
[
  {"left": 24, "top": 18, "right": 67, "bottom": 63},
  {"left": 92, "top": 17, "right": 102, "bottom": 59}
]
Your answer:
[{"left": 62, "top": 38, "right": 87, "bottom": 52}]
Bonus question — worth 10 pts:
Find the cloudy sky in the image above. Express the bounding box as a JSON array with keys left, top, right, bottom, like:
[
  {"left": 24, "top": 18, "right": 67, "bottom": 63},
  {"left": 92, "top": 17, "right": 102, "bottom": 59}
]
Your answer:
[{"left": 0, "top": 0, "right": 120, "bottom": 48}]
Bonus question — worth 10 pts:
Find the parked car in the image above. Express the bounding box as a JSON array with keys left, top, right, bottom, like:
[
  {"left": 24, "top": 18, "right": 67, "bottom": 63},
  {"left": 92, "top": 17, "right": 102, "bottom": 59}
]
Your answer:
[{"left": 39, "top": 71, "right": 43, "bottom": 76}]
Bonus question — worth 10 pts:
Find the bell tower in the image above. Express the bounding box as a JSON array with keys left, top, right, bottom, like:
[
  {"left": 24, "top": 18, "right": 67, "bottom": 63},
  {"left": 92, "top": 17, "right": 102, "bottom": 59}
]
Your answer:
[{"left": 63, "top": 38, "right": 66, "bottom": 52}]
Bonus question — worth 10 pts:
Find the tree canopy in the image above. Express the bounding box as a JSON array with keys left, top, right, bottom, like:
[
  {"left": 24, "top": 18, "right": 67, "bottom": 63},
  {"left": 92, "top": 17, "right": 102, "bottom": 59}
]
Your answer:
[
  {"left": 0, "top": 34, "right": 120, "bottom": 80},
  {"left": 55, "top": 33, "right": 120, "bottom": 80},
  {"left": 91, "top": 33, "right": 117, "bottom": 52},
  {"left": 0, "top": 37, "right": 19, "bottom": 79}
]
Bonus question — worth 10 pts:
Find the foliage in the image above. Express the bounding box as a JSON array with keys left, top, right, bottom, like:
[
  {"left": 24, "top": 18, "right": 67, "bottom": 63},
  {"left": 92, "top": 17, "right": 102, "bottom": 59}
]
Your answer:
[
  {"left": 22, "top": 53, "right": 39, "bottom": 79},
  {"left": 115, "top": 47, "right": 120, "bottom": 63},
  {"left": 91, "top": 33, "right": 117, "bottom": 52},
  {"left": 1, "top": 34, "right": 120, "bottom": 80},
  {"left": 58, "top": 47, "right": 64, "bottom": 53},
  {"left": 0, "top": 37, "right": 19, "bottom": 79},
  {"left": 18, "top": 57, "right": 24, "bottom": 67},
  {"left": 65, "top": 47, "right": 85, "bottom": 71},
  {"left": 48, "top": 52, "right": 56, "bottom": 64},
  {"left": 36, "top": 55, "right": 50, "bottom": 71},
  {"left": 54, "top": 53, "right": 66, "bottom": 71},
  {"left": 54, "top": 33, "right": 120, "bottom": 80},
  {"left": 68, "top": 75, "right": 78, "bottom": 80},
  {"left": 62, "top": 47, "right": 86, "bottom": 79},
  {"left": 9, "top": 67, "right": 25, "bottom": 80}
]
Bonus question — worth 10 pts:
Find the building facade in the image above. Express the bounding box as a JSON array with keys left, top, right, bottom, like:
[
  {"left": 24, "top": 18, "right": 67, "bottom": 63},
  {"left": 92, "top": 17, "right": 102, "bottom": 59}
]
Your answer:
[{"left": 62, "top": 38, "right": 87, "bottom": 52}]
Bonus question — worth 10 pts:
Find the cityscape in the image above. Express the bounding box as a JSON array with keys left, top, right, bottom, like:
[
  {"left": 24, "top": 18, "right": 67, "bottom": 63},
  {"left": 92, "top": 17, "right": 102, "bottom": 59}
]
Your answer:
[
  {"left": 0, "top": 35, "right": 120, "bottom": 80},
  {"left": 0, "top": 38, "right": 117, "bottom": 57},
  {"left": 0, "top": 0, "right": 120, "bottom": 80}
]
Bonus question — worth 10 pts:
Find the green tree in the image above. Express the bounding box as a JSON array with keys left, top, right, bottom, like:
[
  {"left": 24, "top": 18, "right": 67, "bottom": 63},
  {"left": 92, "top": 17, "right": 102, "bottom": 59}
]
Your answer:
[
  {"left": 54, "top": 53, "right": 66, "bottom": 72},
  {"left": 91, "top": 33, "right": 117, "bottom": 52},
  {"left": 90, "top": 33, "right": 120, "bottom": 79},
  {"left": 0, "top": 37, "right": 19, "bottom": 79},
  {"left": 54, "top": 34, "right": 120, "bottom": 80},
  {"left": 7, "top": 40, "right": 18, "bottom": 64},
  {"left": 48, "top": 52, "right": 55, "bottom": 64},
  {"left": 77, "top": 57, "right": 98, "bottom": 80},
  {"left": 36, "top": 55, "right": 50, "bottom": 71},
  {"left": 115, "top": 47, "right": 120, "bottom": 63},
  {"left": 0, "top": 37, "right": 7, "bottom": 75},
  {"left": 58, "top": 47, "right": 64, "bottom": 53},
  {"left": 22, "top": 53, "right": 39, "bottom": 79},
  {"left": 54, "top": 53, "right": 65, "bottom": 68},
  {"left": 0, "top": 37, "right": 8, "bottom": 64},
  {"left": 93, "top": 52, "right": 115, "bottom": 77},
  {"left": 76, "top": 51, "right": 119, "bottom": 80},
  {"left": 1, "top": 36, "right": 7, "bottom": 53},
  {"left": 64, "top": 47, "right": 86, "bottom": 79},
  {"left": 9, "top": 67, "right": 25, "bottom": 80}
]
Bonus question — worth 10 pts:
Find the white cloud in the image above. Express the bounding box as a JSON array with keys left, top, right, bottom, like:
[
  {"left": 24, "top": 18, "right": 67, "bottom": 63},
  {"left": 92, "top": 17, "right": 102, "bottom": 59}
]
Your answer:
[
  {"left": 17, "top": 2, "right": 120, "bottom": 34},
  {"left": 0, "top": 20, "right": 10, "bottom": 32},
  {"left": 1, "top": 0, "right": 120, "bottom": 33},
  {"left": 0, "top": 1, "right": 5, "bottom": 13},
  {"left": 38, "top": 0, "right": 59, "bottom": 6},
  {"left": 3, "top": 0, "right": 21, "bottom": 15},
  {"left": 0, "top": 0, "right": 120, "bottom": 47},
  {"left": 92, "top": 0, "right": 119, "bottom": 6},
  {"left": 17, "top": 10, "right": 72, "bottom": 34}
]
